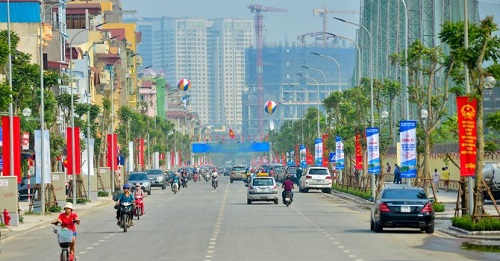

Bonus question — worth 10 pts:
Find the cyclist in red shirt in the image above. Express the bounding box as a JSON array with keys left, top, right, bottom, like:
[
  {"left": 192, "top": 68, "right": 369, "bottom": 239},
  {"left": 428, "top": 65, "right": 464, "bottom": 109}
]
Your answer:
[
  {"left": 282, "top": 176, "right": 294, "bottom": 203},
  {"left": 56, "top": 202, "right": 80, "bottom": 260}
]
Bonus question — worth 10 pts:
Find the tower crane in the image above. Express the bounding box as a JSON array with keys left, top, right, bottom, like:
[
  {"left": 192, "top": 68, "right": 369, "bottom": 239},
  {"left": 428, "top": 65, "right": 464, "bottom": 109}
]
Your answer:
[
  {"left": 313, "top": 7, "right": 359, "bottom": 47},
  {"left": 248, "top": 4, "right": 287, "bottom": 134}
]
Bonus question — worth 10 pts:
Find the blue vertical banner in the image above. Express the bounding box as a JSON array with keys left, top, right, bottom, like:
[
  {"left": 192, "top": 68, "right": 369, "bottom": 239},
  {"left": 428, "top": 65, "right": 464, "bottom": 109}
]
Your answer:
[
  {"left": 400, "top": 120, "right": 417, "bottom": 178},
  {"left": 314, "top": 138, "right": 323, "bottom": 166},
  {"left": 299, "top": 144, "right": 306, "bottom": 168},
  {"left": 335, "top": 136, "right": 345, "bottom": 170},
  {"left": 366, "top": 128, "right": 380, "bottom": 174}
]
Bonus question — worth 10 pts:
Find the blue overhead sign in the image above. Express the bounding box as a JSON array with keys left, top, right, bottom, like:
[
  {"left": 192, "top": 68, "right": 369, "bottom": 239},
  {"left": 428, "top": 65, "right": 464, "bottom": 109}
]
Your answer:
[{"left": 191, "top": 142, "right": 270, "bottom": 153}]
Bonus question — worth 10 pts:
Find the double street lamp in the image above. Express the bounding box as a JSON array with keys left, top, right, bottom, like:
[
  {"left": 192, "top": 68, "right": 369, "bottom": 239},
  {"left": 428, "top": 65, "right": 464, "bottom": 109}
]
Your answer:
[{"left": 69, "top": 22, "right": 106, "bottom": 205}]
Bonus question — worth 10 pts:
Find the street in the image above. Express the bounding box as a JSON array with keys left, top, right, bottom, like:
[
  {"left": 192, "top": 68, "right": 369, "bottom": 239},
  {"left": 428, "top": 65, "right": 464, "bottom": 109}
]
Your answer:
[{"left": 1, "top": 177, "right": 497, "bottom": 261}]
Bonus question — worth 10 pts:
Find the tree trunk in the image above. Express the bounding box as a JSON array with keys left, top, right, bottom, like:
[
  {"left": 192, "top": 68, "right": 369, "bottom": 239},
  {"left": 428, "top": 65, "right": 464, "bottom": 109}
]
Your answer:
[
  {"left": 423, "top": 131, "right": 431, "bottom": 194},
  {"left": 473, "top": 92, "right": 485, "bottom": 221}
]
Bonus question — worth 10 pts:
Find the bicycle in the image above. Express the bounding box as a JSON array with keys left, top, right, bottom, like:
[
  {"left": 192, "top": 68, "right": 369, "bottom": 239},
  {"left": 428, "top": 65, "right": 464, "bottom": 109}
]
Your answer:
[{"left": 52, "top": 223, "right": 75, "bottom": 261}]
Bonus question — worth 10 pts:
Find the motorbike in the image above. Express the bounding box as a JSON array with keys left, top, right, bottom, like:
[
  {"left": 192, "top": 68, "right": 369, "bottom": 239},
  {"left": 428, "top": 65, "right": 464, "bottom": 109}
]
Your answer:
[
  {"left": 171, "top": 181, "right": 179, "bottom": 194},
  {"left": 118, "top": 202, "right": 134, "bottom": 232},
  {"left": 181, "top": 177, "right": 188, "bottom": 188},
  {"left": 134, "top": 196, "right": 143, "bottom": 220},
  {"left": 283, "top": 191, "right": 293, "bottom": 207},
  {"left": 212, "top": 177, "right": 218, "bottom": 189},
  {"left": 52, "top": 222, "right": 75, "bottom": 261}
]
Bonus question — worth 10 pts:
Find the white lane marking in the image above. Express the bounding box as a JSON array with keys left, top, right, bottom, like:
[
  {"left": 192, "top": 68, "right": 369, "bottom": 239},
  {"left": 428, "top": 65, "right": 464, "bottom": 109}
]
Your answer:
[
  {"left": 86, "top": 247, "right": 93, "bottom": 250},
  {"left": 79, "top": 251, "right": 87, "bottom": 254},
  {"left": 204, "top": 181, "right": 229, "bottom": 260}
]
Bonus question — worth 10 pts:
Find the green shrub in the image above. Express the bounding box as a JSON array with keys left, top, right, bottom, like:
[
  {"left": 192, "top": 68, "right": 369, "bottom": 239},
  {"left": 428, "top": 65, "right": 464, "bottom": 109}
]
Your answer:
[
  {"left": 432, "top": 202, "right": 445, "bottom": 212},
  {"left": 98, "top": 191, "right": 109, "bottom": 197},
  {"left": 332, "top": 184, "right": 372, "bottom": 200},
  {"left": 48, "top": 205, "right": 62, "bottom": 213},
  {"left": 452, "top": 216, "right": 500, "bottom": 231},
  {"left": 66, "top": 198, "right": 89, "bottom": 204}
]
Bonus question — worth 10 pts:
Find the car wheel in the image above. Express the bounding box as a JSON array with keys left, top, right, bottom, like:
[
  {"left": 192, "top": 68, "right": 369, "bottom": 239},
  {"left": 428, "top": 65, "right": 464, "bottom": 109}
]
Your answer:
[
  {"left": 425, "top": 223, "right": 435, "bottom": 234},
  {"left": 162, "top": 184, "right": 166, "bottom": 190},
  {"left": 323, "top": 188, "right": 332, "bottom": 194},
  {"left": 303, "top": 188, "right": 309, "bottom": 193},
  {"left": 148, "top": 190, "right": 151, "bottom": 195},
  {"left": 370, "top": 219, "right": 374, "bottom": 231},
  {"left": 374, "top": 221, "right": 383, "bottom": 233},
  {"left": 247, "top": 199, "right": 252, "bottom": 205},
  {"left": 230, "top": 179, "right": 234, "bottom": 183},
  {"left": 274, "top": 198, "right": 278, "bottom": 204}
]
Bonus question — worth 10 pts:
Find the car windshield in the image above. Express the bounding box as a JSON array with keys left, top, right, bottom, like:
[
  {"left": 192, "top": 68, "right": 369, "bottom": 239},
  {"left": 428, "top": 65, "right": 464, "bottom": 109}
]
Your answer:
[
  {"left": 308, "top": 168, "right": 329, "bottom": 175},
  {"left": 146, "top": 169, "right": 163, "bottom": 175},
  {"left": 274, "top": 166, "right": 283, "bottom": 172},
  {"left": 129, "top": 174, "right": 149, "bottom": 180},
  {"left": 233, "top": 167, "right": 245, "bottom": 171},
  {"left": 382, "top": 189, "right": 428, "bottom": 200},
  {"left": 252, "top": 178, "right": 274, "bottom": 186}
]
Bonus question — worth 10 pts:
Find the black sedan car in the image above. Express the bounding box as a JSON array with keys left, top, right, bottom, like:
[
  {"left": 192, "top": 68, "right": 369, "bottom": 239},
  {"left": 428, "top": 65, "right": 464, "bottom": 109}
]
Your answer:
[{"left": 370, "top": 185, "right": 434, "bottom": 233}]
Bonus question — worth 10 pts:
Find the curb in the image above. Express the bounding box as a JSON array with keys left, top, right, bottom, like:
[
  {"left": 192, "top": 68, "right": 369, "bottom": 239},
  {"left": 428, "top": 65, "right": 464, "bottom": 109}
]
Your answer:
[
  {"left": 439, "top": 226, "right": 500, "bottom": 241},
  {"left": 0, "top": 197, "right": 114, "bottom": 241}
]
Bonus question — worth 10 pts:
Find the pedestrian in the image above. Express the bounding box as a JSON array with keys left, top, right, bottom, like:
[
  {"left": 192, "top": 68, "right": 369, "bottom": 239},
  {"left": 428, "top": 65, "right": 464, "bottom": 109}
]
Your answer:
[
  {"left": 442, "top": 166, "right": 450, "bottom": 192},
  {"left": 386, "top": 162, "right": 391, "bottom": 175},
  {"left": 394, "top": 164, "right": 401, "bottom": 184},
  {"left": 433, "top": 168, "right": 440, "bottom": 192}
]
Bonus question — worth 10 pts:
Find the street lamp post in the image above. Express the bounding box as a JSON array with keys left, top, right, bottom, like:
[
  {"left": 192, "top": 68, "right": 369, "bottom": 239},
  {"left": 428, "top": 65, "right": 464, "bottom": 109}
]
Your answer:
[
  {"left": 38, "top": 2, "right": 46, "bottom": 214},
  {"left": 297, "top": 73, "right": 320, "bottom": 138},
  {"left": 69, "top": 23, "right": 106, "bottom": 205},
  {"left": 108, "top": 59, "right": 121, "bottom": 191},
  {"left": 301, "top": 66, "right": 330, "bottom": 127},
  {"left": 310, "top": 52, "right": 342, "bottom": 93},
  {"left": 334, "top": 17, "right": 377, "bottom": 196},
  {"left": 317, "top": 33, "right": 358, "bottom": 86},
  {"left": 333, "top": 18, "right": 373, "bottom": 126}
]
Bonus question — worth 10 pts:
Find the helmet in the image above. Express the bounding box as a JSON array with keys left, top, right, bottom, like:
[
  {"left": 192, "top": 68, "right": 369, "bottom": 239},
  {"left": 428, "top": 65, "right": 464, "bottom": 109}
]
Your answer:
[{"left": 123, "top": 184, "right": 130, "bottom": 189}]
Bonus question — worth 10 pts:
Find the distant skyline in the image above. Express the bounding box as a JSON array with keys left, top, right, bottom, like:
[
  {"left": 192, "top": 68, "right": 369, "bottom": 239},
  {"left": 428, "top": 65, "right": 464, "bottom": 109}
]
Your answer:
[{"left": 120, "top": 0, "right": 361, "bottom": 44}]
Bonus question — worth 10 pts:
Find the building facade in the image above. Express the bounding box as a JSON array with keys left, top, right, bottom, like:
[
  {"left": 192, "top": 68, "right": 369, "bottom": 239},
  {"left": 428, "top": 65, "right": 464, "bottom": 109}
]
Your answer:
[{"left": 131, "top": 17, "right": 253, "bottom": 132}]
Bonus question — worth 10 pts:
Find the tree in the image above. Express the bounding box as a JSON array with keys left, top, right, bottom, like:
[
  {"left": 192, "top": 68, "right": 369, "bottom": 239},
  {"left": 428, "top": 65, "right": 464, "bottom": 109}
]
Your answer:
[
  {"left": 440, "top": 16, "right": 500, "bottom": 220},
  {"left": 390, "top": 40, "right": 456, "bottom": 190}
]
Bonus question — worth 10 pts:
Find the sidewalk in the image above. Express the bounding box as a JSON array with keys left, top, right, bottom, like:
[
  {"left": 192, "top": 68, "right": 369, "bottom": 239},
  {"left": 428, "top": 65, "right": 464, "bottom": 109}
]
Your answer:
[
  {"left": 0, "top": 196, "right": 114, "bottom": 240},
  {"left": 330, "top": 187, "right": 500, "bottom": 242}
]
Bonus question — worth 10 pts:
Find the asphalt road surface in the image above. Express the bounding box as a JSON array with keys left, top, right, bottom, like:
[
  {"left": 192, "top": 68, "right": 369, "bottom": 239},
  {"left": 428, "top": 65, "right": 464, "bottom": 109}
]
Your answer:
[{"left": 1, "top": 177, "right": 497, "bottom": 261}]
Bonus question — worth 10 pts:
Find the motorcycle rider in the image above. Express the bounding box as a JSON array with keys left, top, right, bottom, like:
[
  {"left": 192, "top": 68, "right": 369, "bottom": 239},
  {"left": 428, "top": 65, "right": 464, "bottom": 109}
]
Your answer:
[
  {"left": 133, "top": 183, "right": 146, "bottom": 215},
  {"left": 282, "top": 176, "right": 294, "bottom": 203},
  {"left": 116, "top": 184, "right": 135, "bottom": 225},
  {"left": 172, "top": 173, "right": 180, "bottom": 190},
  {"left": 55, "top": 202, "right": 80, "bottom": 261},
  {"left": 211, "top": 169, "right": 219, "bottom": 188}
]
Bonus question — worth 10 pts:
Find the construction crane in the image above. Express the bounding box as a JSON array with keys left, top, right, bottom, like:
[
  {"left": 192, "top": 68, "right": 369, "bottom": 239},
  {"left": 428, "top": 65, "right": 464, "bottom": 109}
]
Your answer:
[
  {"left": 313, "top": 7, "right": 359, "bottom": 47},
  {"left": 248, "top": 4, "right": 287, "bottom": 135},
  {"left": 297, "top": 32, "right": 335, "bottom": 47}
]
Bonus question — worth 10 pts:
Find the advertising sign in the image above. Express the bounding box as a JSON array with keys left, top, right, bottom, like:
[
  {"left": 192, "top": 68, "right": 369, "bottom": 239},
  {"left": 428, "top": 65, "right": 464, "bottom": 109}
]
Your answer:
[
  {"left": 457, "top": 96, "right": 477, "bottom": 177},
  {"left": 34, "top": 130, "right": 51, "bottom": 183},
  {"left": 366, "top": 128, "right": 380, "bottom": 174},
  {"left": 314, "top": 138, "right": 323, "bottom": 166},
  {"left": 299, "top": 144, "right": 306, "bottom": 168},
  {"left": 335, "top": 136, "right": 345, "bottom": 170},
  {"left": 400, "top": 121, "right": 417, "bottom": 178},
  {"left": 355, "top": 134, "right": 363, "bottom": 170}
]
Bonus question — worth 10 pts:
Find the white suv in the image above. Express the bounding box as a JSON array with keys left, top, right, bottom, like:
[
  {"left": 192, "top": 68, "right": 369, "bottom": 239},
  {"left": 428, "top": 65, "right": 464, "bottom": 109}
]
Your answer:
[{"left": 298, "top": 167, "right": 332, "bottom": 193}]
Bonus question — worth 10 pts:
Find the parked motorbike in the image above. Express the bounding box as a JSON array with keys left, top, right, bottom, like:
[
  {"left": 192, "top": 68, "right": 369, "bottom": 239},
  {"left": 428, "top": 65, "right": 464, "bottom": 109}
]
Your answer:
[
  {"left": 283, "top": 191, "right": 293, "bottom": 207},
  {"left": 118, "top": 202, "right": 134, "bottom": 232},
  {"left": 134, "top": 196, "right": 143, "bottom": 220},
  {"left": 212, "top": 177, "right": 218, "bottom": 189},
  {"left": 172, "top": 181, "right": 179, "bottom": 194}
]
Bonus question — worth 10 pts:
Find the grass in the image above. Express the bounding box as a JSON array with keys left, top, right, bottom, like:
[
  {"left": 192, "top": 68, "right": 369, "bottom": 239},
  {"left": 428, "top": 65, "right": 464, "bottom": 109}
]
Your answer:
[
  {"left": 332, "top": 184, "right": 372, "bottom": 200},
  {"left": 462, "top": 242, "right": 500, "bottom": 253},
  {"left": 98, "top": 191, "right": 109, "bottom": 197},
  {"left": 432, "top": 201, "right": 445, "bottom": 212}
]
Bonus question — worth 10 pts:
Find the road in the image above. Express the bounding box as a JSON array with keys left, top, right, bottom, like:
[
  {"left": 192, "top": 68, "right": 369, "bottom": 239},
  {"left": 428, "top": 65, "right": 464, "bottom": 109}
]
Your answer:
[{"left": 1, "top": 177, "right": 497, "bottom": 261}]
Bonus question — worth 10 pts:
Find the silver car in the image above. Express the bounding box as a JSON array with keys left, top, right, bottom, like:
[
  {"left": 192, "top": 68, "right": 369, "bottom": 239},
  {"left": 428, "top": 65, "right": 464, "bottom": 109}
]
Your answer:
[
  {"left": 298, "top": 167, "right": 332, "bottom": 193},
  {"left": 246, "top": 177, "right": 279, "bottom": 205}
]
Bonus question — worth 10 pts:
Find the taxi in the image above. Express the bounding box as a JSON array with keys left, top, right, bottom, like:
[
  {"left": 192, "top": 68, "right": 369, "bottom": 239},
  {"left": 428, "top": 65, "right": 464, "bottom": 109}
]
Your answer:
[{"left": 256, "top": 171, "right": 269, "bottom": 177}]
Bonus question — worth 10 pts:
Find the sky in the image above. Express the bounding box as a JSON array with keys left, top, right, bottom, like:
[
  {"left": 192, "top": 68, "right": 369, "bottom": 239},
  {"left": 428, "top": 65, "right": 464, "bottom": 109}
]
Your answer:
[{"left": 120, "top": 0, "right": 361, "bottom": 44}]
